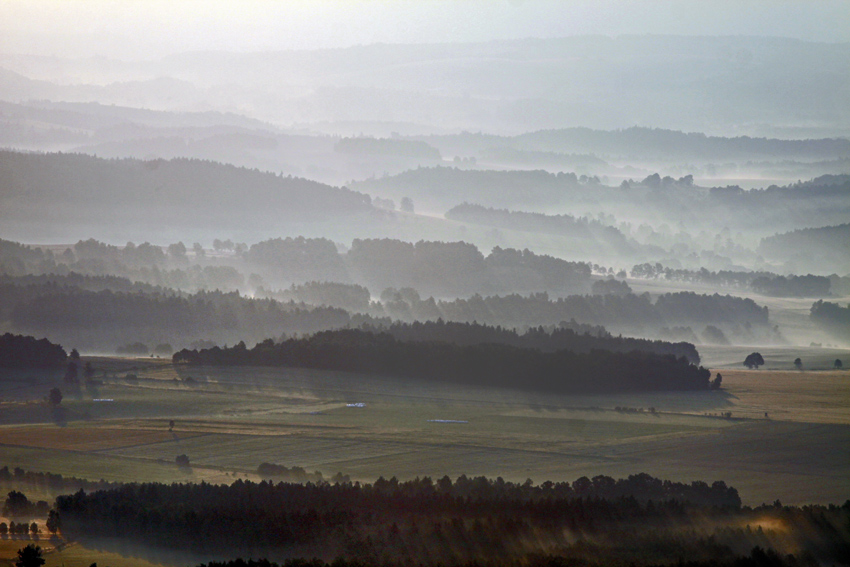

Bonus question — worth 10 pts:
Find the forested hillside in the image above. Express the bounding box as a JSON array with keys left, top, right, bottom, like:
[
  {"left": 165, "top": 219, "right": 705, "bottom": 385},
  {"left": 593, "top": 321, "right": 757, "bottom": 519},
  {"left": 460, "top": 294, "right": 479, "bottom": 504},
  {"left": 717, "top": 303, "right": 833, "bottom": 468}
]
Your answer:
[{"left": 175, "top": 328, "right": 711, "bottom": 393}]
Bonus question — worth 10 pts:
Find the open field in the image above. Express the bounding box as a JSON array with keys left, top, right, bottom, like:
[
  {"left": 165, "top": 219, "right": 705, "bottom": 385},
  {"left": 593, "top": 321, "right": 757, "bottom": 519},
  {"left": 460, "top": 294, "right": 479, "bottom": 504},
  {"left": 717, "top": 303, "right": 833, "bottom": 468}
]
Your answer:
[
  {"left": 0, "top": 355, "right": 847, "bottom": 515},
  {"left": 0, "top": 539, "right": 174, "bottom": 567}
]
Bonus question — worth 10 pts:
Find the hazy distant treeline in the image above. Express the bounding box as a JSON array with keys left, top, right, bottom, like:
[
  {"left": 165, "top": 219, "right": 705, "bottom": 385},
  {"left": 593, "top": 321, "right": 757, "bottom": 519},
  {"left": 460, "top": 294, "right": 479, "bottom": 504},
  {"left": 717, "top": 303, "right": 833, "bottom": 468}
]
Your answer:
[
  {"left": 630, "top": 263, "right": 833, "bottom": 298},
  {"left": 0, "top": 150, "right": 375, "bottom": 233},
  {"left": 0, "top": 269, "right": 771, "bottom": 350},
  {"left": 507, "top": 127, "right": 850, "bottom": 161},
  {"left": 246, "top": 237, "right": 593, "bottom": 297},
  {"left": 1, "top": 234, "right": 595, "bottom": 298},
  {"left": 379, "top": 290, "right": 770, "bottom": 333},
  {"left": 174, "top": 328, "right": 711, "bottom": 394},
  {"left": 445, "top": 203, "right": 634, "bottom": 255},
  {"left": 357, "top": 169, "right": 850, "bottom": 237},
  {"left": 759, "top": 223, "right": 850, "bottom": 273},
  {"left": 0, "top": 465, "right": 119, "bottom": 494},
  {"left": 0, "top": 282, "right": 378, "bottom": 351}
]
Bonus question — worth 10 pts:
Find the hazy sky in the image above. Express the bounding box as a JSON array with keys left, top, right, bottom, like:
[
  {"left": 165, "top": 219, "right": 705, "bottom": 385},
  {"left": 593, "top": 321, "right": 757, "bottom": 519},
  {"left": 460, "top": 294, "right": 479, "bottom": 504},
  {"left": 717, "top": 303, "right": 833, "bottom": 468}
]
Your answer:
[{"left": 1, "top": 0, "right": 849, "bottom": 59}]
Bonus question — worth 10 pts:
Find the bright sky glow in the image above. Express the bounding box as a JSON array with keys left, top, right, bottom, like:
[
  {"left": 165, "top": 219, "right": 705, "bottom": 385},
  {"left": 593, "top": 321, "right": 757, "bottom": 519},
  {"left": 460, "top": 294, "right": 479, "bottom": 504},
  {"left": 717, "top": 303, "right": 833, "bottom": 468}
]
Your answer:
[{"left": 1, "top": 0, "right": 848, "bottom": 59}]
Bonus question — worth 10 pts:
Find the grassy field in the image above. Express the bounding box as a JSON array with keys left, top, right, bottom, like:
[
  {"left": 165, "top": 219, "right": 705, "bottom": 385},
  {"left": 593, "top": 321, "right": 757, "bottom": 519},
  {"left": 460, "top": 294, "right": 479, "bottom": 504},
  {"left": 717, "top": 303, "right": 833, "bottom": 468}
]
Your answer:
[
  {"left": 1, "top": 354, "right": 849, "bottom": 565},
  {"left": 0, "top": 356, "right": 847, "bottom": 503}
]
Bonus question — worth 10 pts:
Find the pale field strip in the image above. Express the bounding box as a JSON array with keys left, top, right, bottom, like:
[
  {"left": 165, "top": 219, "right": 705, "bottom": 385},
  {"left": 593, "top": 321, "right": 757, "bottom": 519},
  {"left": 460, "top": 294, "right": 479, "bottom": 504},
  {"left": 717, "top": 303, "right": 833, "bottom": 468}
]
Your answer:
[{"left": 0, "top": 424, "right": 205, "bottom": 452}]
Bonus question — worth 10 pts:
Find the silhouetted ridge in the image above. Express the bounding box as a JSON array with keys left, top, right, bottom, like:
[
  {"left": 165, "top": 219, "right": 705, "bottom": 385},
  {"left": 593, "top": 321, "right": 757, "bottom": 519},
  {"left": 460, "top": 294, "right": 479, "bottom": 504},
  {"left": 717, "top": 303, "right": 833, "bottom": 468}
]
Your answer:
[{"left": 174, "top": 328, "right": 710, "bottom": 394}]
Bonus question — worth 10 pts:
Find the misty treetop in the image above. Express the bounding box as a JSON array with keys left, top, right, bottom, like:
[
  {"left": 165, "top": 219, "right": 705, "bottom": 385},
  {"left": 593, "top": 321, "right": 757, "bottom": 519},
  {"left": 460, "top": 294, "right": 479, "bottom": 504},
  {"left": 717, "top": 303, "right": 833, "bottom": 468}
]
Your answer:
[
  {"left": 366, "top": 319, "right": 700, "bottom": 364},
  {"left": 213, "top": 235, "right": 594, "bottom": 296},
  {"left": 630, "top": 263, "right": 832, "bottom": 298},
  {"left": 1, "top": 282, "right": 375, "bottom": 351},
  {"left": 174, "top": 328, "right": 712, "bottom": 394},
  {"left": 445, "top": 203, "right": 635, "bottom": 256},
  {"left": 1, "top": 268, "right": 772, "bottom": 352},
  {"left": 380, "top": 289, "right": 770, "bottom": 333},
  {"left": 759, "top": 223, "right": 850, "bottom": 273},
  {"left": 356, "top": 167, "right": 850, "bottom": 236}
]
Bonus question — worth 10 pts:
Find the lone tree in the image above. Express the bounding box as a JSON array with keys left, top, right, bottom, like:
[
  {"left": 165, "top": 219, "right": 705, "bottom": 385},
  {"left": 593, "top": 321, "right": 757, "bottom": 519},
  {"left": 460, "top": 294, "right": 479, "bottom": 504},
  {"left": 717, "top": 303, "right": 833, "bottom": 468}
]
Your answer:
[
  {"left": 711, "top": 373, "right": 723, "bottom": 390},
  {"left": 175, "top": 454, "right": 190, "bottom": 467},
  {"left": 794, "top": 357, "right": 802, "bottom": 370},
  {"left": 836, "top": 359, "right": 843, "bottom": 369},
  {"left": 48, "top": 388, "right": 62, "bottom": 406},
  {"left": 15, "top": 544, "right": 44, "bottom": 567},
  {"left": 45, "top": 510, "right": 60, "bottom": 534},
  {"left": 744, "top": 352, "right": 765, "bottom": 369}
]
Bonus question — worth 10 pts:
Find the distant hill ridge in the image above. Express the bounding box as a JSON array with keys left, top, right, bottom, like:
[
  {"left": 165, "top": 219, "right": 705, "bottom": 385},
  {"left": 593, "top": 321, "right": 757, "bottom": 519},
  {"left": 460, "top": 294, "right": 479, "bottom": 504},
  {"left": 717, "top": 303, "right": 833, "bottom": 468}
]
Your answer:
[{"left": 0, "top": 150, "right": 374, "bottom": 233}]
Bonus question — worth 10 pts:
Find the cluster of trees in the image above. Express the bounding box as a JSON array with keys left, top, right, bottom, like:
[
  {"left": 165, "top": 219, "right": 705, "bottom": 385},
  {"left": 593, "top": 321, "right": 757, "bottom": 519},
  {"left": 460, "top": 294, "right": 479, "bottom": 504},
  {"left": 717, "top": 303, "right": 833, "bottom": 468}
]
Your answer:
[
  {"left": 242, "top": 237, "right": 593, "bottom": 297},
  {"left": 174, "top": 328, "right": 711, "bottom": 394},
  {"left": 0, "top": 238, "right": 247, "bottom": 293},
  {"left": 367, "top": 320, "right": 700, "bottom": 364},
  {"left": 0, "top": 521, "right": 39, "bottom": 536},
  {"left": 345, "top": 240, "right": 592, "bottom": 297},
  {"left": 52, "top": 474, "right": 850, "bottom": 565},
  {"left": 245, "top": 237, "right": 349, "bottom": 284},
  {"left": 630, "top": 263, "right": 832, "bottom": 298},
  {"left": 0, "top": 238, "right": 55, "bottom": 277},
  {"left": 260, "top": 282, "right": 372, "bottom": 313},
  {"left": 0, "top": 333, "right": 66, "bottom": 368},
  {"left": 810, "top": 300, "right": 850, "bottom": 341},
  {"left": 257, "top": 463, "right": 350, "bottom": 484},
  {"left": 2, "top": 491, "right": 49, "bottom": 518}
]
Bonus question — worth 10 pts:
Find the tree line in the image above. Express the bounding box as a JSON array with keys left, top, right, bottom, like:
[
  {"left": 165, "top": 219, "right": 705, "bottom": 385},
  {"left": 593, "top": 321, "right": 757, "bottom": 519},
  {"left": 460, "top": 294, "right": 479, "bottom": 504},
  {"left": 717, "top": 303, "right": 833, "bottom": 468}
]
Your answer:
[
  {"left": 1, "top": 282, "right": 377, "bottom": 352},
  {"left": 630, "top": 263, "right": 832, "bottom": 298},
  {"left": 52, "top": 474, "right": 850, "bottom": 565},
  {"left": 54, "top": 473, "right": 740, "bottom": 554},
  {"left": 445, "top": 203, "right": 634, "bottom": 255},
  {"left": 366, "top": 319, "right": 700, "bottom": 364},
  {"left": 173, "top": 328, "right": 711, "bottom": 394},
  {"left": 378, "top": 289, "right": 769, "bottom": 331},
  {"left": 192, "top": 549, "right": 819, "bottom": 567}
]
